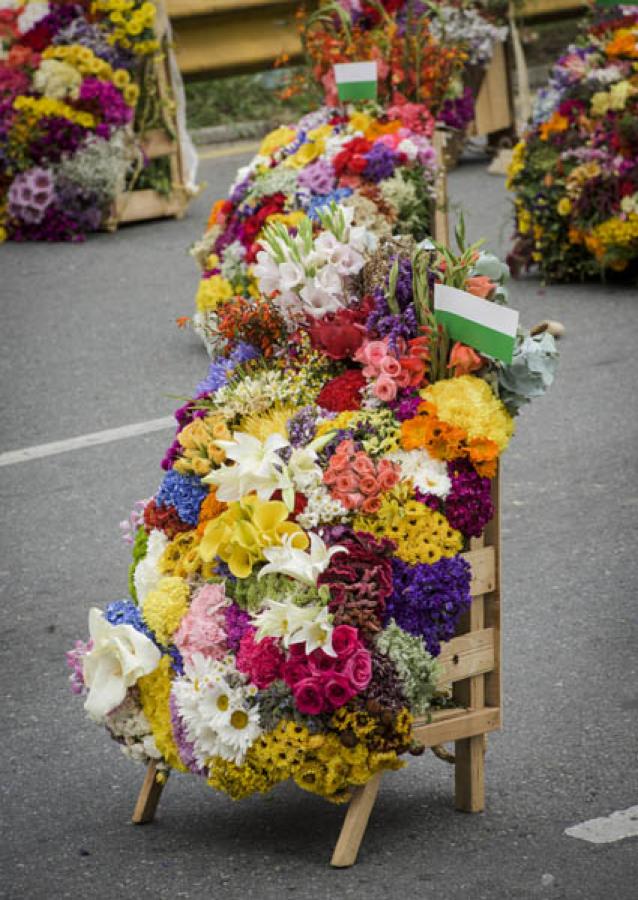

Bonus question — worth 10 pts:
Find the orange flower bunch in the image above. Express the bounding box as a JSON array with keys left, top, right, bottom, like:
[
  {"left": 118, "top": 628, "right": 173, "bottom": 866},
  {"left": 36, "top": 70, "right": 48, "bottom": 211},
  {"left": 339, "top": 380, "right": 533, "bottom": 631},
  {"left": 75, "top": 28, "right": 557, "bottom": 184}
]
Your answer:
[
  {"left": 400, "top": 401, "right": 499, "bottom": 478},
  {"left": 539, "top": 111, "right": 569, "bottom": 142},
  {"left": 196, "top": 489, "right": 227, "bottom": 537},
  {"left": 216, "top": 296, "right": 287, "bottom": 358}
]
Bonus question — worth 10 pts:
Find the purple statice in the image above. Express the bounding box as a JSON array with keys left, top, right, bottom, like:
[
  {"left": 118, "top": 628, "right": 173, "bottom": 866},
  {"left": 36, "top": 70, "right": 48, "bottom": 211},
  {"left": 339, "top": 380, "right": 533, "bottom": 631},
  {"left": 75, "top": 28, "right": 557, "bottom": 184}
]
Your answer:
[
  {"left": 156, "top": 470, "right": 208, "bottom": 526},
  {"left": 306, "top": 186, "right": 353, "bottom": 221},
  {"left": 223, "top": 603, "right": 252, "bottom": 654},
  {"left": 79, "top": 78, "right": 133, "bottom": 128},
  {"left": 169, "top": 694, "right": 206, "bottom": 774},
  {"left": 443, "top": 459, "right": 494, "bottom": 538},
  {"left": 66, "top": 639, "right": 92, "bottom": 695},
  {"left": 29, "top": 117, "right": 87, "bottom": 165},
  {"left": 8, "top": 167, "right": 55, "bottom": 224},
  {"left": 229, "top": 175, "right": 251, "bottom": 206},
  {"left": 439, "top": 87, "right": 476, "bottom": 132},
  {"left": 366, "top": 291, "right": 418, "bottom": 349},
  {"left": 363, "top": 143, "right": 398, "bottom": 183},
  {"left": 386, "top": 556, "right": 472, "bottom": 656},
  {"left": 288, "top": 405, "right": 321, "bottom": 447},
  {"left": 297, "top": 158, "right": 336, "bottom": 195},
  {"left": 195, "top": 342, "right": 260, "bottom": 398}
]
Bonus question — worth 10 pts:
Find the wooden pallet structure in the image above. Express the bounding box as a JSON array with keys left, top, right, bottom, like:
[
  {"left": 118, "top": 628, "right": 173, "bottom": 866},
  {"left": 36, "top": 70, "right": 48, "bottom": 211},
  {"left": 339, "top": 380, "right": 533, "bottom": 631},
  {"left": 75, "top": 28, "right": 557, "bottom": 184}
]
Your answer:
[{"left": 105, "top": 1, "right": 192, "bottom": 230}]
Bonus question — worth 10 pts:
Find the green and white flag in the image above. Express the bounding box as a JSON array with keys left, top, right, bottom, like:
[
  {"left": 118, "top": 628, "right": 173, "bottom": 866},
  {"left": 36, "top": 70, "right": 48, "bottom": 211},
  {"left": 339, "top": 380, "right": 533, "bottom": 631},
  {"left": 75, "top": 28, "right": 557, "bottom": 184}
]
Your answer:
[
  {"left": 434, "top": 284, "right": 519, "bottom": 364},
  {"left": 334, "top": 61, "right": 378, "bottom": 102}
]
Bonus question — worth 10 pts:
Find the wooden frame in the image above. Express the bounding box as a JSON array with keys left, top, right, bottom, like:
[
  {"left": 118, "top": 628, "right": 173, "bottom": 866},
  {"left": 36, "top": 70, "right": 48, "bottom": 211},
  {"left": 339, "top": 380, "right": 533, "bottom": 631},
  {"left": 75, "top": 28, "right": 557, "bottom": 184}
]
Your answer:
[
  {"left": 132, "top": 472, "right": 501, "bottom": 866},
  {"left": 104, "top": 2, "right": 192, "bottom": 231}
]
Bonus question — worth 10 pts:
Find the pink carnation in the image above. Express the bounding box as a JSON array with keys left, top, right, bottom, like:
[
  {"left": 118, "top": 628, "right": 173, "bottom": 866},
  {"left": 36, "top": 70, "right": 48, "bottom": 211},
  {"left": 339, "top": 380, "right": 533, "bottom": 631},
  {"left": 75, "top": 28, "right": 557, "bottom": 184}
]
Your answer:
[{"left": 173, "top": 583, "right": 228, "bottom": 665}]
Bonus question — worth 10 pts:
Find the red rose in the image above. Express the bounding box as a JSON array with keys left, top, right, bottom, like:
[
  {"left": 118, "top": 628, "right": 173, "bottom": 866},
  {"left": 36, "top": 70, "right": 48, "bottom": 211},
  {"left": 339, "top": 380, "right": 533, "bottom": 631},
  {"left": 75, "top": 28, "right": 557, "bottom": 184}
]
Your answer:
[
  {"left": 323, "top": 674, "right": 354, "bottom": 710},
  {"left": 307, "top": 648, "right": 338, "bottom": 677},
  {"left": 316, "top": 369, "right": 366, "bottom": 412},
  {"left": 331, "top": 625, "right": 360, "bottom": 659},
  {"left": 350, "top": 154, "right": 368, "bottom": 174},
  {"left": 283, "top": 658, "right": 310, "bottom": 688},
  {"left": 236, "top": 632, "right": 284, "bottom": 690},
  {"left": 292, "top": 678, "right": 325, "bottom": 715},
  {"left": 19, "top": 23, "right": 52, "bottom": 51}
]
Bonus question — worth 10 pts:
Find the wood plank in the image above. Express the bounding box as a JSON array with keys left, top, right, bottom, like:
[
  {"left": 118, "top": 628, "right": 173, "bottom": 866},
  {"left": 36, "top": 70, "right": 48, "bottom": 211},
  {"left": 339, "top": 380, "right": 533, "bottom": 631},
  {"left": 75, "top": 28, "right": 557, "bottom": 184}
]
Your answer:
[
  {"left": 412, "top": 707, "right": 500, "bottom": 747},
  {"left": 483, "top": 467, "right": 501, "bottom": 710},
  {"left": 455, "top": 735, "right": 485, "bottom": 812},
  {"left": 167, "top": 0, "right": 295, "bottom": 17},
  {"left": 331, "top": 772, "right": 383, "bottom": 868},
  {"left": 473, "top": 42, "right": 513, "bottom": 137},
  {"left": 132, "top": 761, "right": 166, "bottom": 824},
  {"left": 437, "top": 628, "right": 495, "bottom": 684},
  {"left": 461, "top": 545, "right": 496, "bottom": 597},
  {"left": 112, "top": 189, "right": 188, "bottom": 225},
  {"left": 518, "top": 0, "right": 586, "bottom": 17},
  {"left": 140, "top": 129, "right": 178, "bottom": 160},
  {"left": 433, "top": 130, "right": 449, "bottom": 247}
]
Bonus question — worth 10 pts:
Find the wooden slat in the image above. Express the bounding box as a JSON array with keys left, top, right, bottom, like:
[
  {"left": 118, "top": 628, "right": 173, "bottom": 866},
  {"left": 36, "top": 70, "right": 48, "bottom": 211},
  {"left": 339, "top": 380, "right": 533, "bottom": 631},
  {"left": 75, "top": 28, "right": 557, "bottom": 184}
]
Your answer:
[
  {"left": 111, "top": 189, "right": 188, "bottom": 226},
  {"left": 473, "top": 42, "right": 513, "bottom": 137},
  {"left": 132, "top": 761, "right": 166, "bottom": 824},
  {"left": 167, "top": 0, "right": 293, "bottom": 17},
  {"left": 461, "top": 545, "right": 496, "bottom": 597},
  {"left": 483, "top": 466, "right": 501, "bottom": 711},
  {"left": 518, "top": 0, "right": 586, "bottom": 17},
  {"left": 437, "top": 627, "right": 495, "bottom": 684},
  {"left": 331, "top": 772, "right": 383, "bottom": 868},
  {"left": 412, "top": 707, "right": 500, "bottom": 748},
  {"left": 140, "top": 129, "right": 178, "bottom": 160}
]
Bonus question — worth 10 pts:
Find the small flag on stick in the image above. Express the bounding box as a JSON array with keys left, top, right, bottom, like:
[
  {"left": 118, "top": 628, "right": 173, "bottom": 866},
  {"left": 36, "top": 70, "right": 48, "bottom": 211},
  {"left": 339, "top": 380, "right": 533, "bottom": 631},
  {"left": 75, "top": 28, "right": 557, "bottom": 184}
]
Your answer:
[
  {"left": 334, "top": 61, "right": 378, "bottom": 102},
  {"left": 434, "top": 284, "right": 519, "bottom": 364}
]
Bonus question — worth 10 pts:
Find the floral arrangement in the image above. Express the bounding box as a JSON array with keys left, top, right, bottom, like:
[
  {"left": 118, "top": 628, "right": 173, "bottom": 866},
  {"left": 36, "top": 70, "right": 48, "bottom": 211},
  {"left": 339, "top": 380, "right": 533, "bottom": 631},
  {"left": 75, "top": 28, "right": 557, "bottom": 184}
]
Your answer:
[
  {"left": 301, "top": 1, "right": 507, "bottom": 133},
  {"left": 507, "top": 7, "right": 638, "bottom": 281},
  {"left": 0, "top": 0, "right": 176, "bottom": 241},
  {"left": 69, "top": 207, "right": 557, "bottom": 804},
  {"left": 189, "top": 103, "right": 439, "bottom": 353}
]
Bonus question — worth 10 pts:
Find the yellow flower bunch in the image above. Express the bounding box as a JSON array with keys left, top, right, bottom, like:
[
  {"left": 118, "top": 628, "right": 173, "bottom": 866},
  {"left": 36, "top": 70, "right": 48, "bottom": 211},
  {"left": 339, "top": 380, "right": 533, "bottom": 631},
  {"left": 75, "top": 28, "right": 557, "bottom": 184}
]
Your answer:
[
  {"left": 91, "top": 0, "right": 158, "bottom": 54},
  {"left": 591, "top": 212, "right": 638, "bottom": 251},
  {"left": 195, "top": 274, "right": 235, "bottom": 314},
  {"left": 259, "top": 125, "right": 296, "bottom": 157},
  {"left": 516, "top": 204, "right": 532, "bottom": 235},
  {"left": 330, "top": 706, "right": 414, "bottom": 753},
  {"left": 142, "top": 576, "right": 190, "bottom": 644},
  {"left": 422, "top": 375, "right": 515, "bottom": 453},
  {"left": 173, "top": 414, "right": 231, "bottom": 477},
  {"left": 13, "top": 95, "right": 95, "bottom": 129},
  {"left": 264, "top": 210, "right": 307, "bottom": 230},
  {"left": 284, "top": 138, "right": 326, "bottom": 169},
  {"left": 138, "top": 656, "right": 188, "bottom": 772},
  {"left": 159, "top": 531, "right": 217, "bottom": 581},
  {"left": 506, "top": 140, "right": 526, "bottom": 189},
  {"left": 590, "top": 80, "right": 637, "bottom": 117},
  {"left": 354, "top": 489, "right": 463, "bottom": 566},
  {"left": 198, "top": 496, "right": 308, "bottom": 578},
  {"left": 557, "top": 197, "right": 572, "bottom": 217}
]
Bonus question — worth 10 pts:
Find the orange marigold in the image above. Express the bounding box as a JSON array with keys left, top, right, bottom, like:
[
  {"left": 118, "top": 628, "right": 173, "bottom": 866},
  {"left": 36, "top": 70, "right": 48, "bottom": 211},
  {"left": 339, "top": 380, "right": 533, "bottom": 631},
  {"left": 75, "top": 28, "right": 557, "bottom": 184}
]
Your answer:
[
  {"left": 400, "top": 402, "right": 466, "bottom": 460},
  {"left": 196, "top": 488, "right": 227, "bottom": 536}
]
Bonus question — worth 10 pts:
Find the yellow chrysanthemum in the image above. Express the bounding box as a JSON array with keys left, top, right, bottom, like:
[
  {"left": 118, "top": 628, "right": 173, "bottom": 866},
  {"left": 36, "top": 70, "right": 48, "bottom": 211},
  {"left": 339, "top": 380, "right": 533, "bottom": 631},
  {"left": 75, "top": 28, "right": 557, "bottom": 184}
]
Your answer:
[
  {"left": 195, "top": 274, "right": 234, "bottom": 313},
  {"left": 142, "top": 576, "right": 190, "bottom": 644},
  {"left": 13, "top": 95, "right": 95, "bottom": 129},
  {"left": 138, "top": 656, "right": 188, "bottom": 772},
  {"left": 159, "top": 531, "right": 217, "bottom": 580},
  {"left": 422, "top": 375, "right": 515, "bottom": 452},
  {"left": 238, "top": 404, "right": 298, "bottom": 442},
  {"left": 557, "top": 197, "right": 572, "bottom": 217},
  {"left": 259, "top": 125, "right": 296, "bottom": 157}
]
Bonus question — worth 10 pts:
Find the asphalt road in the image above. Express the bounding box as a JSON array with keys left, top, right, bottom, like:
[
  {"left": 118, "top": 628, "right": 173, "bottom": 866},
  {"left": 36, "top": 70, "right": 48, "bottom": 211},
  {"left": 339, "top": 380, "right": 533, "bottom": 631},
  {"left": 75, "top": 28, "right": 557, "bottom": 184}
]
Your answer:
[{"left": 1, "top": 148, "right": 637, "bottom": 900}]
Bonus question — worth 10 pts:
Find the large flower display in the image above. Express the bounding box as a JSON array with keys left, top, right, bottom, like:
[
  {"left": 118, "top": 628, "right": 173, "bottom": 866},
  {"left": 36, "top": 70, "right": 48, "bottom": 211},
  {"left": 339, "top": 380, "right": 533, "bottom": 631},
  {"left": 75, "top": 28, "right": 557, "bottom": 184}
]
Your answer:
[
  {"left": 302, "top": 0, "right": 507, "bottom": 133},
  {"left": 69, "top": 207, "right": 557, "bottom": 803},
  {"left": 507, "top": 8, "right": 638, "bottom": 281},
  {"left": 190, "top": 104, "right": 439, "bottom": 352},
  {"left": 0, "top": 0, "right": 176, "bottom": 241}
]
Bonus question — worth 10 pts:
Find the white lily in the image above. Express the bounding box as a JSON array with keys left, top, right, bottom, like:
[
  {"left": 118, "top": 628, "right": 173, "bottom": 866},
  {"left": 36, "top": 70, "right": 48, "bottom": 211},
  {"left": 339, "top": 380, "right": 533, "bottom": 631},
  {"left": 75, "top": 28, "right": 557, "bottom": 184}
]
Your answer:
[
  {"left": 204, "top": 431, "right": 290, "bottom": 501},
  {"left": 251, "top": 596, "right": 315, "bottom": 645},
  {"left": 253, "top": 249, "right": 280, "bottom": 295},
  {"left": 288, "top": 605, "right": 336, "bottom": 657},
  {"left": 258, "top": 531, "right": 346, "bottom": 586},
  {"left": 83, "top": 609, "right": 161, "bottom": 720}
]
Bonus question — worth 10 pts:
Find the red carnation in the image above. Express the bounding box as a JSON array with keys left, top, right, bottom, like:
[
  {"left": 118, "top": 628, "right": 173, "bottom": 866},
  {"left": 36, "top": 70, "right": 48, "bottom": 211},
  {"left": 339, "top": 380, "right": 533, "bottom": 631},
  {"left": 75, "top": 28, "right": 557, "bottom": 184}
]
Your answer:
[{"left": 316, "top": 369, "right": 366, "bottom": 412}]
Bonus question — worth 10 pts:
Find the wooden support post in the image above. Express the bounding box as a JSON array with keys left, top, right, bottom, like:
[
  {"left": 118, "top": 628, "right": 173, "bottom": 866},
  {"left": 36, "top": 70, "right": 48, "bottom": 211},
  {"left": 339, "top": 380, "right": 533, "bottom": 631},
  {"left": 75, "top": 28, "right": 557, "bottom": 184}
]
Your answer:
[
  {"left": 433, "top": 130, "right": 450, "bottom": 248},
  {"left": 132, "top": 761, "right": 166, "bottom": 825},
  {"left": 330, "top": 772, "right": 383, "bottom": 868}
]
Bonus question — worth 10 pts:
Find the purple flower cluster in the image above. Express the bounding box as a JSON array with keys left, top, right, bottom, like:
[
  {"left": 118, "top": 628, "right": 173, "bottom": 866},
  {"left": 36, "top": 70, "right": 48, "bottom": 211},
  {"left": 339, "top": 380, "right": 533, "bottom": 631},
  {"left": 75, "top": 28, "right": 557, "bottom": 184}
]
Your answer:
[
  {"left": 66, "top": 639, "right": 92, "bottom": 694},
  {"left": 29, "top": 117, "right": 87, "bottom": 165},
  {"left": 297, "top": 158, "right": 336, "bottom": 195},
  {"left": 156, "top": 470, "right": 209, "bottom": 526},
  {"left": 223, "top": 603, "right": 252, "bottom": 653},
  {"left": 367, "top": 290, "right": 418, "bottom": 348},
  {"left": 363, "top": 143, "right": 398, "bottom": 183},
  {"left": 36, "top": 3, "right": 84, "bottom": 41},
  {"left": 444, "top": 459, "right": 494, "bottom": 538},
  {"left": 195, "top": 341, "right": 260, "bottom": 397},
  {"left": 438, "top": 87, "right": 476, "bottom": 132},
  {"left": 79, "top": 78, "right": 133, "bottom": 127},
  {"left": 53, "top": 18, "right": 135, "bottom": 70},
  {"left": 288, "top": 405, "right": 321, "bottom": 448},
  {"left": 161, "top": 401, "right": 208, "bottom": 471},
  {"left": 169, "top": 695, "right": 206, "bottom": 774},
  {"left": 8, "top": 167, "right": 55, "bottom": 224},
  {"left": 386, "top": 555, "right": 472, "bottom": 656}
]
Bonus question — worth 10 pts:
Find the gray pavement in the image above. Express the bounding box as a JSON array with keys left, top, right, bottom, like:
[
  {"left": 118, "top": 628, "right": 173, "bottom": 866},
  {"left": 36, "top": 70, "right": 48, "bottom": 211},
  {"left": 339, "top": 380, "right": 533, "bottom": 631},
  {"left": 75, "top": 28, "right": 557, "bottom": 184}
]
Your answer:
[{"left": 1, "top": 152, "right": 637, "bottom": 900}]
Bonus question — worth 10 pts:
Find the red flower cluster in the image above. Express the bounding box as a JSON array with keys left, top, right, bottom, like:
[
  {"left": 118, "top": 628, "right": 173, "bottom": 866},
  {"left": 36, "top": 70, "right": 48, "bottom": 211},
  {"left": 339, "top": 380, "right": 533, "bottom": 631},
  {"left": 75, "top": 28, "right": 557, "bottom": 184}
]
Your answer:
[
  {"left": 236, "top": 630, "right": 285, "bottom": 690},
  {"left": 143, "top": 499, "right": 193, "bottom": 540},
  {"left": 333, "top": 137, "right": 373, "bottom": 177},
  {"left": 316, "top": 369, "right": 367, "bottom": 412},
  {"left": 307, "top": 299, "right": 373, "bottom": 359}
]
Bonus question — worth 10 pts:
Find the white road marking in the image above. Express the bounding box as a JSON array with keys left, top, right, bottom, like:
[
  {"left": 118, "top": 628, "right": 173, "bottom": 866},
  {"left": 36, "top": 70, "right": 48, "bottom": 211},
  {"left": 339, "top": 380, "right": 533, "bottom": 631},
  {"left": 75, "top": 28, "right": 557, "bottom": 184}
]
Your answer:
[
  {"left": 565, "top": 806, "right": 638, "bottom": 844},
  {"left": 0, "top": 416, "right": 175, "bottom": 467}
]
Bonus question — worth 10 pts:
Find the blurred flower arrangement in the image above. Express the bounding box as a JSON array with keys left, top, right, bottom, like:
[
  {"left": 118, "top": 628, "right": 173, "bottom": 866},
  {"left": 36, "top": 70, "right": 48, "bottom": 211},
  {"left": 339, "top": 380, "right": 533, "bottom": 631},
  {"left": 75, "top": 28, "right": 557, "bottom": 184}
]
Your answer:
[
  {"left": 0, "top": 0, "right": 176, "bottom": 241},
  {"left": 300, "top": 1, "right": 507, "bottom": 134},
  {"left": 507, "top": 8, "right": 638, "bottom": 281},
  {"left": 189, "top": 103, "right": 439, "bottom": 353},
  {"left": 69, "top": 208, "right": 557, "bottom": 803}
]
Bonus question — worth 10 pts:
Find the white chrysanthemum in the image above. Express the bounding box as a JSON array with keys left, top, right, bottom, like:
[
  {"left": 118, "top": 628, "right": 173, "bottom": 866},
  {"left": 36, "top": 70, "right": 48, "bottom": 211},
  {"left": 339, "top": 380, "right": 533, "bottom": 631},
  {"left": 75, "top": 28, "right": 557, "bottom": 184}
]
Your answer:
[
  {"left": 387, "top": 449, "right": 452, "bottom": 498},
  {"left": 296, "top": 484, "right": 349, "bottom": 530},
  {"left": 134, "top": 529, "right": 168, "bottom": 606},
  {"left": 17, "top": 1, "right": 49, "bottom": 34},
  {"left": 215, "top": 705, "right": 262, "bottom": 762}
]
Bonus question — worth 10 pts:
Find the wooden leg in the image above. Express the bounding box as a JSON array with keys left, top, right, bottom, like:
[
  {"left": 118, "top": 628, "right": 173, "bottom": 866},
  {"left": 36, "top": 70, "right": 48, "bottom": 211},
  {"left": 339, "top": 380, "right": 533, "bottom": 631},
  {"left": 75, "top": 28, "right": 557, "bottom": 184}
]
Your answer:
[
  {"left": 454, "top": 735, "right": 485, "bottom": 813},
  {"left": 132, "top": 761, "right": 166, "bottom": 825},
  {"left": 330, "top": 772, "right": 383, "bottom": 868}
]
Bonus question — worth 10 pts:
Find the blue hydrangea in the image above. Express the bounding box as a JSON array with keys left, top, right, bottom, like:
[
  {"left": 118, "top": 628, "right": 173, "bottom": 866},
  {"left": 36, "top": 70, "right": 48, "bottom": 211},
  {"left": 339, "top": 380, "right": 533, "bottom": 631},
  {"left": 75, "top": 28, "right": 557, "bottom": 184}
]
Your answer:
[
  {"left": 306, "top": 187, "right": 353, "bottom": 221},
  {"left": 195, "top": 342, "right": 260, "bottom": 396},
  {"left": 104, "top": 599, "right": 154, "bottom": 641},
  {"left": 156, "top": 470, "right": 208, "bottom": 526}
]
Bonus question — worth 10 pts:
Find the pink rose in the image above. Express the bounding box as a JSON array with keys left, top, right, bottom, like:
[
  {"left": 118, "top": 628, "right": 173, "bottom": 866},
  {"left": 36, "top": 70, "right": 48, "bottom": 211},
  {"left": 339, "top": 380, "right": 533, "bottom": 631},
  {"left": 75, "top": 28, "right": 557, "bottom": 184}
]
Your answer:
[
  {"left": 340, "top": 492, "right": 363, "bottom": 510},
  {"left": 342, "top": 648, "right": 373, "bottom": 692},
  {"left": 323, "top": 674, "right": 355, "bottom": 710},
  {"left": 335, "top": 472, "right": 358, "bottom": 494},
  {"left": 331, "top": 625, "right": 359, "bottom": 659},
  {"left": 361, "top": 495, "right": 382, "bottom": 515},
  {"left": 373, "top": 374, "right": 398, "bottom": 402},
  {"left": 358, "top": 475, "right": 379, "bottom": 496},
  {"left": 355, "top": 339, "right": 388, "bottom": 372},
  {"left": 352, "top": 452, "right": 375, "bottom": 476},
  {"left": 380, "top": 356, "right": 401, "bottom": 378},
  {"left": 308, "top": 648, "right": 338, "bottom": 677},
  {"left": 293, "top": 678, "right": 325, "bottom": 715},
  {"left": 378, "top": 468, "right": 399, "bottom": 492},
  {"left": 283, "top": 659, "right": 310, "bottom": 688}
]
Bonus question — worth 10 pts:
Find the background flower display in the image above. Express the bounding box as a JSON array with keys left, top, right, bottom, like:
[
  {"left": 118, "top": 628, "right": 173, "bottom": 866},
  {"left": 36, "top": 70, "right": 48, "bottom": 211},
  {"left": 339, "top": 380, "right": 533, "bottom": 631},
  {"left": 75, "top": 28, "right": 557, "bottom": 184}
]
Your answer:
[
  {"left": 507, "top": 8, "right": 638, "bottom": 281},
  {"left": 301, "top": 0, "right": 507, "bottom": 135},
  {"left": 189, "top": 103, "right": 439, "bottom": 353},
  {"left": 0, "top": 0, "right": 189, "bottom": 241},
  {"left": 69, "top": 208, "right": 557, "bottom": 804}
]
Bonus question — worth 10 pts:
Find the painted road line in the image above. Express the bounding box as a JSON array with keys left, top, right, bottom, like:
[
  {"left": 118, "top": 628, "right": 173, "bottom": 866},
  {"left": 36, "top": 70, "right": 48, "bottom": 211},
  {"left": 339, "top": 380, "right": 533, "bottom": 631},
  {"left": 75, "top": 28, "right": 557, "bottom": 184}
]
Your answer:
[
  {"left": 198, "top": 141, "right": 261, "bottom": 161},
  {"left": 0, "top": 416, "right": 175, "bottom": 467},
  {"left": 565, "top": 806, "right": 638, "bottom": 844}
]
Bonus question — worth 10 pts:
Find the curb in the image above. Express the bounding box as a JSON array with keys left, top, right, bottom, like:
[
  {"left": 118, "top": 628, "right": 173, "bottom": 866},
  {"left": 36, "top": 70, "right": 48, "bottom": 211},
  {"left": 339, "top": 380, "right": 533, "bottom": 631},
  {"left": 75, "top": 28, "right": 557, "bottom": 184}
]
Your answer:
[{"left": 189, "top": 119, "right": 275, "bottom": 146}]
